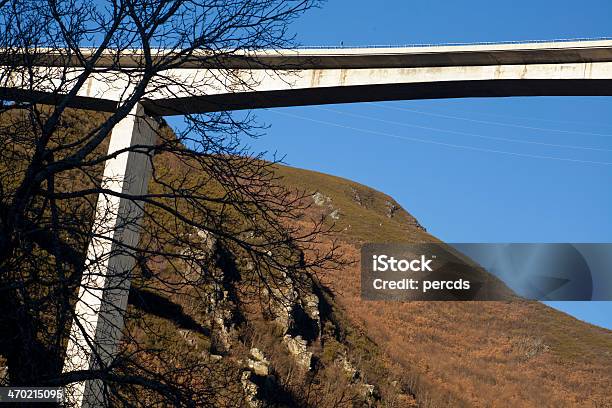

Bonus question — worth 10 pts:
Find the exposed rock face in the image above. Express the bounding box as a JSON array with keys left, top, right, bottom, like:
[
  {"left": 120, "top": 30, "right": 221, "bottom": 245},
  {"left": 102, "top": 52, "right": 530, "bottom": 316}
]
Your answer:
[
  {"left": 337, "top": 353, "right": 380, "bottom": 406},
  {"left": 175, "top": 222, "right": 380, "bottom": 405},
  {"left": 312, "top": 192, "right": 331, "bottom": 206},
  {"left": 283, "top": 335, "right": 312, "bottom": 370},
  {"left": 350, "top": 187, "right": 364, "bottom": 207},
  {"left": 166, "top": 226, "right": 387, "bottom": 406},
  {"left": 263, "top": 267, "right": 321, "bottom": 370},
  {"left": 312, "top": 192, "right": 341, "bottom": 220},
  {"left": 384, "top": 200, "right": 427, "bottom": 231},
  {"left": 302, "top": 293, "right": 321, "bottom": 336},
  {"left": 181, "top": 228, "right": 218, "bottom": 282},
  {"left": 201, "top": 267, "right": 238, "bottom": 352},
  {"left": 266, "top": 271, "right": 320, "bottom": 339},
  {"left": 184, "top": 230, "right": 242, "bottom": 354},
  {"left": 267, "top": 273, "right": 298, "bottom": 335},
  {"left": 247, "top": 348, "right": 270, "bottom": 376},
  {"left": 211, "top": 304, "right": 236, "bottom": 352},
  {"left": 361, "top": 383, "right": 380, "bottom": 405},
  {"left": 385, "top": 200, "right": 399, "bottom": 218},
  {"left": 250, "top": 347, "right": 266, "bottom": 362},
  {"left": 196, "top": 228, "right": 217, "bottom": 252},
  {"left": 241, "top": 371, "right": 262, "bottom": 408},
  {"left": 338, "top": 354, "right": 359, "bottom": 381}
]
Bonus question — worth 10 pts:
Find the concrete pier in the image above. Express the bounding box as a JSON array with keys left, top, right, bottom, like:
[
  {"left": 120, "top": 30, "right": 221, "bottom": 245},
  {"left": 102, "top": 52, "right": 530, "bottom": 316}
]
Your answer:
[{"left": 62, "top": 103, "right": 158, "bottom": 407}]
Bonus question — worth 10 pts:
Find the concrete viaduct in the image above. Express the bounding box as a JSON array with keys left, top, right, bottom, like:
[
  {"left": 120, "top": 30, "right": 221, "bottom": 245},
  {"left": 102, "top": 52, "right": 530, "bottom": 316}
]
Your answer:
[
  {"left": 4, "top": 39, "right": 612, "bottom": 115},
  {"left": 2, "top": 39, "right": 612, "bottom": 406}
]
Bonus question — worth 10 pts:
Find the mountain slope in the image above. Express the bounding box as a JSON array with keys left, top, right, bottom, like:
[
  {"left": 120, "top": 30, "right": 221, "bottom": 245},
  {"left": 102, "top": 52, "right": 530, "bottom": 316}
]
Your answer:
[
  {"left": 271, "top": 164, "right": 612, "bottom": 408},
  {"left": 1, "top": 107, "right": 610, "bottom": 407}
]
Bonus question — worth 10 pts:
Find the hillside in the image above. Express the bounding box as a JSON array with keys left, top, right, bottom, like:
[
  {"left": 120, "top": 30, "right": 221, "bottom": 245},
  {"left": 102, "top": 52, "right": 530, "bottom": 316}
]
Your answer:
[
  {"left": 1, "top": 108, "right": 610, "bottom": 407},
  {"left": 131, "top": 156, "right": 611, "bottom": 407},
  {"left": 270, "top": 165, "right": 612, "bottom": 407}
]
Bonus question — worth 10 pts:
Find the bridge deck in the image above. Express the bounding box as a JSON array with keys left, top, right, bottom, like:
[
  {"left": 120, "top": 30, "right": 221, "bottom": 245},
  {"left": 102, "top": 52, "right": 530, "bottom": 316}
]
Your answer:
[{"left": 2, "top": 40, "right": 612, "bottom": 115}]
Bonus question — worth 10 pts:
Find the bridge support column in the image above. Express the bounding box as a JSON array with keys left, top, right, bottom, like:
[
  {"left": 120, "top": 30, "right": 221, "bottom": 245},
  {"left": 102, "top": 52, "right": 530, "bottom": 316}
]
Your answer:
[{"left": 63, "top": 103, "right": 158, "bottom": 407}]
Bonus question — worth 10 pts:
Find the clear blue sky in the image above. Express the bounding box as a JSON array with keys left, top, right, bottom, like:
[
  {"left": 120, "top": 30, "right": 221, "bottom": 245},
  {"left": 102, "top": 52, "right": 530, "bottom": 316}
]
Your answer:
[{"left": 238, "top": 1, "right": 612, "bottom": 329}]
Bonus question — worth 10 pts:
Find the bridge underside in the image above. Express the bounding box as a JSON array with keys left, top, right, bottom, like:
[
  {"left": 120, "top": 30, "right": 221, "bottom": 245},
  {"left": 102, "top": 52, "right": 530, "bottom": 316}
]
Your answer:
[
  {"left": 4, "top": 77, "right": 612, "bottom": 117},
  {"left": 0, "top": 87, "right": 118, "bottom": 112},
  {"left": 2, "top": 40, "right": 612, "bottom": 116},
  {"left": 6, "top": 78, "right": 612, "bottom": 116},
  {"left": 140, "top": 78, "right": 612, "bottom": 116}
]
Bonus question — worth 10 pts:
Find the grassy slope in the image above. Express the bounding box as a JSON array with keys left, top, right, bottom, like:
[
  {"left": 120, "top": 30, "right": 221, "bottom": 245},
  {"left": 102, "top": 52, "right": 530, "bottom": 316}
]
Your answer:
[
  {"left": 272, "top": 164, "right": 434, "bottom": 244},
  {"left": 273, "top": 163, "right": 612, "bottom": 408}
]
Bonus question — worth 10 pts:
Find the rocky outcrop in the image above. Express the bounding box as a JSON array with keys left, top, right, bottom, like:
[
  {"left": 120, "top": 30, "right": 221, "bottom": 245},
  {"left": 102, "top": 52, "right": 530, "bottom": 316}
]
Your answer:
[
  {"left": 384, "top": 200, "right": 427, "bottom": 231},
  {"left": 283, "top": 335, "right": 312, "bottom": 370},
  {"left": 210, "top": 301, "right": 237, "bottom": 352},
  {"left": 180, "top": 228, "right": 218, "bottom": 282},
  {"left": 266, "top": 270, "right": 320, "bottom": 337},
  {"left": 241, "top": 371, "right": 262, "bottom": 408},
  {"left": 195, "top": 228, "right": 217, "bottom": 252},
  {"left": 361, "top": 383, "right": 380, "bottom": 406},
  {"left": 312, "top": 192, "right": 331, "bottom": 206},
  {"left": 302, "top": 293, "right": 321, "bottom": 336},
  {"left": 266, "top": 272, "right": 298, "bottom": 335},
  {"left": 201, "top": 265, "right": 239, "bottom": 352},
  {"left": 337, "top": 353, "right": 380, "bottom": 406},
  {"left": 338, "top": 354, "right": 359, "bottom": 381},
  {"left": 182, "top": 229, "right": 243, "bottom": 354},
  {"left": 263, "top": 267, "right": 322, "bottom": 370},
  {"left": 312, "top": 192, "right": 341, "bottom": 221},
  {"left": 385, "top": 200, "right": 399, "bottom": 218},
  {"left": 246, "top": 348, "right": 270, "bottom": 376},
  {"left": 350, "top": 187, "right": 364, "bottom": 207},
  {"left": 175, "top": 226, "right": 382, "bottom": 405}
]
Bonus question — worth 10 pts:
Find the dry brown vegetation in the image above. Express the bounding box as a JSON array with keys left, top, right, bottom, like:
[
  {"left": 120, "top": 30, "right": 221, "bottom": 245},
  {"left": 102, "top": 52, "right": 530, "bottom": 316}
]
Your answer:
[{"left": 271, "top": 165, "right": 612, "bottom": 408}]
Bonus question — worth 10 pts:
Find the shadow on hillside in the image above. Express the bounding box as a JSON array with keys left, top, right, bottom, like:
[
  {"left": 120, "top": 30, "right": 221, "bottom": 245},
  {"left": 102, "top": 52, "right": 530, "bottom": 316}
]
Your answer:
[{"left": 128, "top": 287, "right": 210, "bottom": 337}]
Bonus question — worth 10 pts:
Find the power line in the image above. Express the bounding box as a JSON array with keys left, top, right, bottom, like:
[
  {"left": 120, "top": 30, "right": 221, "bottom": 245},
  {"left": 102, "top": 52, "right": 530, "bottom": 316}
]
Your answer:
[
  {"left": 386, "top": 106, "right": 612, "bottom": 128},
  {"left": 368, "top": 103, "right": 612, "bottom": 138},
  {"left": 269, "top": 109, "right": 612, "bottom": 166},
  {"left": 312, "top": 106, "right": 612, "bottom": 152}
]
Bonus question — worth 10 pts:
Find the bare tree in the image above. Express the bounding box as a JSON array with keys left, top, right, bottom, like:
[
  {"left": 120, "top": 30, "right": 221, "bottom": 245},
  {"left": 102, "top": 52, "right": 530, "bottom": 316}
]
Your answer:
[{"left": 0, "top": 0, "right": 344, "bottom": 405}]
